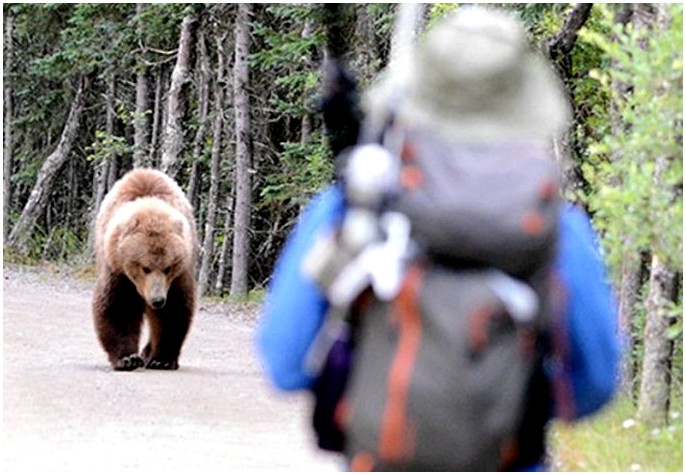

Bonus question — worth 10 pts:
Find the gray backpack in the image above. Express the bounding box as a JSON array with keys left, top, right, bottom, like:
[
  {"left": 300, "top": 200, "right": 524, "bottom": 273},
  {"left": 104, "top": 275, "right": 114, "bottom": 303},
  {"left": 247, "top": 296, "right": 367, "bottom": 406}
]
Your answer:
[{"left": 307, "top": 130, "right": 561, "bottom": 471}]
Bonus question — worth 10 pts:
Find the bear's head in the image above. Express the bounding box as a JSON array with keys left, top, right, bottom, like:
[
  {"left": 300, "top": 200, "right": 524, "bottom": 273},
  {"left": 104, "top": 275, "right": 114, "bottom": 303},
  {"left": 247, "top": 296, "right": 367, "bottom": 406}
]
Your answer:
[{"left": 105, "top": 197, "right": 194, "bottom": 309}]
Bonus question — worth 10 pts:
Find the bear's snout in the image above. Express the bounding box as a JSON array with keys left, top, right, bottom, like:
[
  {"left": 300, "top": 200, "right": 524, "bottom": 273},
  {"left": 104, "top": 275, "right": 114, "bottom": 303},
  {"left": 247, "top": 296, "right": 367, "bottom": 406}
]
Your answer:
[{"left": 145, "top": 274, "right": 170, "bottom": 310}]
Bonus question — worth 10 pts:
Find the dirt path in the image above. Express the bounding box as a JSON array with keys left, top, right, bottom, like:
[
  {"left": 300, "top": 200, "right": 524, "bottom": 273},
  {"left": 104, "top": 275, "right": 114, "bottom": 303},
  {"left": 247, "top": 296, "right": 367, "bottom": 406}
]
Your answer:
[{"left": 2, "top": 265, "right": 342, "bottom": 473}]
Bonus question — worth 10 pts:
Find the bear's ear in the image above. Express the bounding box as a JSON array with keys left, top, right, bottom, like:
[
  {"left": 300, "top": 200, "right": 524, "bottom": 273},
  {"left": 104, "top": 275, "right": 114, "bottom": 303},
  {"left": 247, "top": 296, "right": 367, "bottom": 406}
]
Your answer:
[
  {"left": 172, "top": 216, "right": 187, "bottom": 238},
  {"left": 121, "top": 216, "right": 141, "bottom": 237}
]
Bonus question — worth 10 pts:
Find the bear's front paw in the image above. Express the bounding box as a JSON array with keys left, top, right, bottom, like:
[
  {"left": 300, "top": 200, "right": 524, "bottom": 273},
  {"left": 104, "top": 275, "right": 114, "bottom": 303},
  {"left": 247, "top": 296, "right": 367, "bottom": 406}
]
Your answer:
[
  {"left": 146, "top": 359, "right": 179, "bottom": 370},
  {"left": 113, "top": 354, "right": 145, "bottom": 371}
]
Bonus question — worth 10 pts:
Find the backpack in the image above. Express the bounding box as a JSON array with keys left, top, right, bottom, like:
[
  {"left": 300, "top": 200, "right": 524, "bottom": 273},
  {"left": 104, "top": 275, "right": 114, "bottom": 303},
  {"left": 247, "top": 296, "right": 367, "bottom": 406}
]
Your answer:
[{"left": 304, "top": 128, "right": 562, "bottom": 471}]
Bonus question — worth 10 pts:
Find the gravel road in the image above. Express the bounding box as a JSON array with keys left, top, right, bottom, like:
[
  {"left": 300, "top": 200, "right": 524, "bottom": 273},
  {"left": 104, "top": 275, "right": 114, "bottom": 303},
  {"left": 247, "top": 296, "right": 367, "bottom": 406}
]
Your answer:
[{"left": 2, "top": 264, "right": 342, "bottom": 473}]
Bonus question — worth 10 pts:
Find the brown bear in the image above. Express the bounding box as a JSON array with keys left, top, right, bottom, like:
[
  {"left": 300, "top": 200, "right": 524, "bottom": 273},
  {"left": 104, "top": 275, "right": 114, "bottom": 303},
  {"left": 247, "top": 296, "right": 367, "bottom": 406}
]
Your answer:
[{"left": 92, "top": 168, "right": 197, "bottom": 371}]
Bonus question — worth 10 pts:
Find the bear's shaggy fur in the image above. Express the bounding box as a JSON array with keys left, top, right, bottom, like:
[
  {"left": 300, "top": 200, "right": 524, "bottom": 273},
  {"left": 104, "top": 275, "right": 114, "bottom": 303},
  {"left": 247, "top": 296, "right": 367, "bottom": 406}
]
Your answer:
[{"left": 92, "top": 168, "right": 197, "bottom": 371}]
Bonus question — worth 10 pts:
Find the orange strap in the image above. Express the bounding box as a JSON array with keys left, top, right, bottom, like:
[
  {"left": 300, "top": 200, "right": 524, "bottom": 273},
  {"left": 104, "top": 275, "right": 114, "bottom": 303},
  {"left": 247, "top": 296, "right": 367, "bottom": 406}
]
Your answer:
[{"left": 378, "top": 265, "right": 424, "bottom": 464}]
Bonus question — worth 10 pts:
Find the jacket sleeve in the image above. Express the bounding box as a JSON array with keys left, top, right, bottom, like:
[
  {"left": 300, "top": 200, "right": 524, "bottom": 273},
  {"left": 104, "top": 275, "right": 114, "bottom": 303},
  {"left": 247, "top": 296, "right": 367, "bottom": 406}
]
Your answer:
[
  {"left": 256, "top": 186, "right": 346, "bottom": 391},
  {"left": 553, "top": 204, "right": 621, "bottom": 420}
]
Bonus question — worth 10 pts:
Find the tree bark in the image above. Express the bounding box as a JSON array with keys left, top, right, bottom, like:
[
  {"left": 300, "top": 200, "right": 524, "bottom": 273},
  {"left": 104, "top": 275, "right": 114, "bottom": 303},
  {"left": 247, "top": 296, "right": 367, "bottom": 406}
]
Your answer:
[
  {"left": 548, "top": 3, "right": 594, "bottom": 68},
  {"left": 230, "top": 3, "right": 252, "bottom": 298},
  {"left": 87, "top": 73, "right": 116, "bottom": 255},
  {"left": 618, "top": 255, "right": 646, "bottom": 396},
  {"left": 197, "top": 31, "right": 226, "bottom": 296},
  {"left": 4, "top": 11, "right": 14, "bottom": 243},
  {"left": 186, "top": 28, "right": 212, "bottom": 208},
  {"left": 8, "top": 77, "right": 88, "bottom": 253},
  {"left": 609, "top": 4, "right": 645, "bottom": 397},
  {"left": 133, "top": 70, "right": 150, "bottom": 167},
  {"left": 546, "top": 3, "right": 594, "bottom": 198},
  {"left": 133, "top": 3, "right": 150, "bottom": 168},
  {"left": 105, "top": 74, "right": 119, "bottom": 189},
  {"left": 637, "top": 253, "right": 677, "bottom": 424},
  {"left": 300, "top": 17, "right": 314, "bottom": 145},
  {"left": 353, "top": 5, "right": 380, "bottom": 81},
  {"left": 214, "top": 205, "right": 233, "bottom": 295},
  {"left": 160, "top": 14, "right": 197, "bottom": 179},
  {"left": 149, "top": 67, "right": 164, "bottom": 166}
]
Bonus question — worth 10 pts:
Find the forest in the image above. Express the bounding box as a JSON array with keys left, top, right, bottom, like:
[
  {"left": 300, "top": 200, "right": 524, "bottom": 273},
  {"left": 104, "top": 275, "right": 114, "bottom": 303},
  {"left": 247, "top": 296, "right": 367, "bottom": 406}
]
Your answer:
[{"left": 2, "top": 1, "right": 682, "bottom": 458}]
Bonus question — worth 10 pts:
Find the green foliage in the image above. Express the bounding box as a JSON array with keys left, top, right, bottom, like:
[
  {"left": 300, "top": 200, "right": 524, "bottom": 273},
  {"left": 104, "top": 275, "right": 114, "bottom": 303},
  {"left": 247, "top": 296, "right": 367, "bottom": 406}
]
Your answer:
[
  {"left": 581, "top": 4, "right": 683, "bottom": 276},
  {"left": 250, "top": 4, "right": 323, "bottom": 117},
  {"left": 260, "top": 135, "right": 334, "bottom": 208},
  {"left": 86, "top": 130, "right": 133, "bottom": 165},
  {"left": 251, "top": 5, "right": 335, "bottom": 209},
  {"left": 5, "top": 225, "right": 85, "bottom": 263},
  {"left": 133, "top": 3, "right": 190, "bottom": 53},
  {"left": 33, "top": 4, "right": 133, "bottom": 79}
]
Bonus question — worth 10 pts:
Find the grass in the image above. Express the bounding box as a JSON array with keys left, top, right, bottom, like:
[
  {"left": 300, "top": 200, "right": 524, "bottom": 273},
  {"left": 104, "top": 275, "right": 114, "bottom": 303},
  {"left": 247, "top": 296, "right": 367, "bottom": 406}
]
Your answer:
[{"left": 549, "top": 396, "right": 683, "bottom": 472}]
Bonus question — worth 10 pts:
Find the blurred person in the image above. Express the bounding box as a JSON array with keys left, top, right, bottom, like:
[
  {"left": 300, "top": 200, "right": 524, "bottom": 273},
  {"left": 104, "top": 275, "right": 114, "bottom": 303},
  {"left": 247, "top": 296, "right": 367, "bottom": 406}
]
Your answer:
[{"left": 257, "top": 6, "right": 619, "bottom": 471}]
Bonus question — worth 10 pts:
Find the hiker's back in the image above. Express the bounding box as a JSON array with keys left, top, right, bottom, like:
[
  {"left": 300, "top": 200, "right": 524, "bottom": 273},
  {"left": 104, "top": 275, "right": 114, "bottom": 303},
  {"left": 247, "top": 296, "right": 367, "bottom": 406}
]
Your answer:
[
  {"left": 256, "top": 6, "right": 619, "bottom": 472},
  {"left": 309, "top": 130, "right": 561, "bottom": 471}
]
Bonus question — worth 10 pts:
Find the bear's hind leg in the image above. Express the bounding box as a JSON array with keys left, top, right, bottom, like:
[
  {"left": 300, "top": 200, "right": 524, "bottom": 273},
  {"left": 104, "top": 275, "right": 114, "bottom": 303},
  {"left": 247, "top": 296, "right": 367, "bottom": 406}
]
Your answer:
[{"left": 92, "top": 275, "right": 146, "bottom": 371}]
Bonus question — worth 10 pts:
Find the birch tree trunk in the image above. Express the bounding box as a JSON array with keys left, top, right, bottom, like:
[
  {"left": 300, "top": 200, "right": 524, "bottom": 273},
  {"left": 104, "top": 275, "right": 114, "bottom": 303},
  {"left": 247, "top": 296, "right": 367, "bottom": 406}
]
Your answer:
[
  {"left": 197, "top": 32, "right": 226, "bottom": 296},
  {"left": 8, "top": 77, "right": 88, "bottom": 253},
  {"left": 300, "top": 17, "right": 313, "bottom": 145},
  {"left": 133, "top": 3, "right": 150, "bottom": 168},
  {"left": 134, "top": 70, "right": 150, "bottom": 168},
  {"left": 160, "top": 14, "right": 197, "bottom": 179},
  {"left": 214, "top": 205, "right": 233, "bottom": 295},
  {"left": 105, "top": 75, "right": 119, "bottom": 189},
  {"left": 230, "top": 3, "right": 252, "bottom": 298},
  {"left": 149, "top": 67, "right": 164, "bottom": 166},
  {"left": 87, "top": 73, "right": 116, "bottom": 255},
  {"left": 4, "top": 11, "right": 14, "bottom": 242},
  {"left": 186, "top": 29, "right": 212, "bottom": 208}
]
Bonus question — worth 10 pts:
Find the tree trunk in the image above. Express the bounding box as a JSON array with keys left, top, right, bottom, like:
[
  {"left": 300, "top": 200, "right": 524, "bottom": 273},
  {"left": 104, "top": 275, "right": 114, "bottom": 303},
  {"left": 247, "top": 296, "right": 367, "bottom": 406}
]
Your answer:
[
  {"left": 197, "top": 32, "right": 226, "bottom": 296},
  {"left": 214, "top": 205, "right": 233, "bottom": 295},
  {"left": 353, "top": 5, "right": 381, "bottom": 82},
  {"left": 300, "top": 17, "right": 314, "bottom": 145},
  {"left": 4, "top": 11, "right": 14, "bottom": 243},
  {"left": 160, "top": 14, "right": 197, "bottom": 179},
  {"left": 609, "top": 4, "right": 644, "bottom": 397},
  {"left": 546, "top": 3, "right": 594, "bottom": 197},
  {"left": 8, "top": 77, "right": 88, "bottom": 253},
  {"left": 230, "top": 3, "right": 252, "bottom": 298},
  {"left": 133, "top": 70, "right": 150, "bottom": 168},
  {"left": 87, "top": 74, "right": 116, "bottom": 255},
  {"left": 637, "top": 253, "right": 677, "bottom": 424},
  {"left": 105, "top": 74, "right": 119, "bottom": 189},
  {"left": 618, "top": 255, "right": 646, "bottom": 396},
  {"left": 149, "top": 67, "right": 164, "bottom": 166},
  {"left": 186, "top": 29, "right": 212, "bottom": 208},
  {"left": 133, "top": 3, "right": 150, "bottom": 168}
]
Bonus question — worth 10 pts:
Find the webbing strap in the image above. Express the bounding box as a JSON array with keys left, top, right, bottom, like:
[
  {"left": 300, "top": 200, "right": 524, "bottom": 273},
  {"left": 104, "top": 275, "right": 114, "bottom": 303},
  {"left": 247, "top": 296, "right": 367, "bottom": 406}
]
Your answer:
[{"left": 378, "top": 265, "right": 424, "bottom": 464}]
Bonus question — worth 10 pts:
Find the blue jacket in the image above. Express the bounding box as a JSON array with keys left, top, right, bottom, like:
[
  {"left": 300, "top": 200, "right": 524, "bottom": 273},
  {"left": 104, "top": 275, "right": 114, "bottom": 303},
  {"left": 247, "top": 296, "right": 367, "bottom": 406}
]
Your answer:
[{"left": 257, "top": 184, "right": 620, "bottom": 455}]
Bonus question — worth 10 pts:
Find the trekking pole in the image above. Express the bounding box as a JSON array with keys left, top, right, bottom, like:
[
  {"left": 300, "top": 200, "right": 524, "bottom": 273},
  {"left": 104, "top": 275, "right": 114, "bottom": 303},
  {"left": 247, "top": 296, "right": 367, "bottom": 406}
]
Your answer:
[
  {"left": 319, "top": 3, "right": 362, "bottom": 156},
  {"left": 361, "top": 3, "right": 425, "bottom": 145},
  {"left": 389, "top": 3, "right": 425, "bottom": 82}
]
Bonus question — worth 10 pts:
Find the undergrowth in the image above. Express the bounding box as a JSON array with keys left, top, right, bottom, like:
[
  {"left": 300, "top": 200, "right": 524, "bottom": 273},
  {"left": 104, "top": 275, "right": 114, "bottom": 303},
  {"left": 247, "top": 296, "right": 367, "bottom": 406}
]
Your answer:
[{"left": 550, "top": 396, "right": 683, "bottom": 472}]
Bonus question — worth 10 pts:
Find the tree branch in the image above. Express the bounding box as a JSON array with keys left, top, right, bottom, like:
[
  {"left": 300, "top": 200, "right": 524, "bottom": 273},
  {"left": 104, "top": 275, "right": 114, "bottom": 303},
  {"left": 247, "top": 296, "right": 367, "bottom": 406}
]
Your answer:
[{"left": 548, "top": 3, "right": 593, "bottom": 59}]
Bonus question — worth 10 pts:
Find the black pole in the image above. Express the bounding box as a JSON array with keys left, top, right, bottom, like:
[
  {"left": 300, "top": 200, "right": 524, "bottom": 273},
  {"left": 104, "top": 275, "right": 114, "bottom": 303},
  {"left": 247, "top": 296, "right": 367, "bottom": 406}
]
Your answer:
[{"left": 319, "top": 3, "right": 362, "bottom": 157}]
